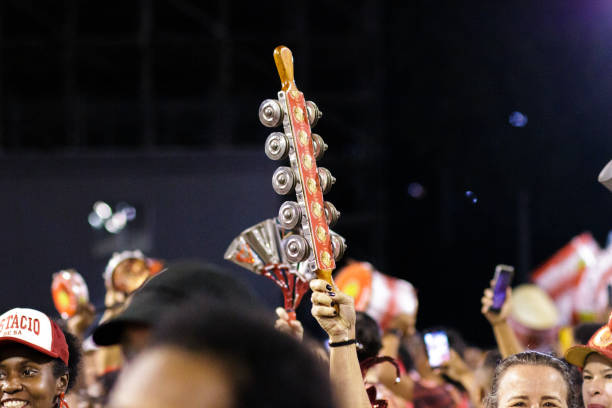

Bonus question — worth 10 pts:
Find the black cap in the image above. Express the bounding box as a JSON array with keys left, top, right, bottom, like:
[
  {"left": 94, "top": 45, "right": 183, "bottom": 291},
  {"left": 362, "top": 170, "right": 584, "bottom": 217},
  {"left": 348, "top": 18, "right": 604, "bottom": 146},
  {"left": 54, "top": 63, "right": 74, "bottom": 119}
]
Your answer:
[{"left": 92, "top": 260, "right": 259, "bottom": 346}]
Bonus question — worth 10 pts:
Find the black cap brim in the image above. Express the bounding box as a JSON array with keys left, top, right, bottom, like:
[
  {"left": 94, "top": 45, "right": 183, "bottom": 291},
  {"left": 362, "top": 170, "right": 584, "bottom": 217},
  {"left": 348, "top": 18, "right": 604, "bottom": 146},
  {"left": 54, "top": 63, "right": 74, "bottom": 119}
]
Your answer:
[{"left": 92, "top": 290, "right": 163, "bottom": 346}]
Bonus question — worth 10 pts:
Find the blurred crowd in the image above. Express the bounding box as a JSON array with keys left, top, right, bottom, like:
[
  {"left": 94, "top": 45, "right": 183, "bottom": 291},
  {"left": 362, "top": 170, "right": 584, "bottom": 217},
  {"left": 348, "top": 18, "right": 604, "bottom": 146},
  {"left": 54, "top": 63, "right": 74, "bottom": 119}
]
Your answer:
[{"left": 2, "top": 238, "right": 612, "bottom": 408}]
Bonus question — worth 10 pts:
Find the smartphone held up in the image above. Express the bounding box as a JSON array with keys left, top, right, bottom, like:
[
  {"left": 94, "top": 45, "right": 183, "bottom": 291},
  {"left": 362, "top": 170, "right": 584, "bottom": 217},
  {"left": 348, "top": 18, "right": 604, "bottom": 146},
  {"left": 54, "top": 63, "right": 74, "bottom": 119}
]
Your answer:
[
  {"left": 424, "top": 330, "right": 451, "bottom": 369},
  {"left": 490, "top": 264, "right": 515, "bottom": 314}
]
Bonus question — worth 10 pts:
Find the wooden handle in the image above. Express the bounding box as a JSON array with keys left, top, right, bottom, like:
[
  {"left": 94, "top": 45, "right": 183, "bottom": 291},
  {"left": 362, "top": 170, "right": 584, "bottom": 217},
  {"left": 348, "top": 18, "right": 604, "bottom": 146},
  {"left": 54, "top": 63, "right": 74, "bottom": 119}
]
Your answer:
[
  {"left": 274, "top": 45, "right": 295, "bottom": 91},
  {"left": 317, "top": 268, "right": 341, "bottom": 314},
  {"left": 316, "top": 268, "right": 334, "bottom": 287}
]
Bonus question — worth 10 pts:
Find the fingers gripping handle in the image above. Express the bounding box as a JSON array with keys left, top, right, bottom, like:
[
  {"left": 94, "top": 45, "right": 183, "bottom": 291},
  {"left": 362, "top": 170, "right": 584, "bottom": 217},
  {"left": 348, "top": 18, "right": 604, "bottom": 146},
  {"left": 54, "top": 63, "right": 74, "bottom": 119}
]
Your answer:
[
  {"left": 274, "top": 46, "right": 295, "bottom": 91},
  {"left": 317, "top": 268, "right": 340, "bottom": 315}
]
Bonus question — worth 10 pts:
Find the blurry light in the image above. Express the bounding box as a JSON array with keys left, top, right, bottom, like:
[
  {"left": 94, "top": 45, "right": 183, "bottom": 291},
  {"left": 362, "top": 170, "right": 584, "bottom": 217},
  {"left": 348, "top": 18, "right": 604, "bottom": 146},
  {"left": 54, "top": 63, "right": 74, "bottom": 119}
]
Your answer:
[
  {"left": 90, "top": 201, "right": 137, "bottom": 233},
  {"left": 104, "top": 212, "right": 127, "bottom": 234},
  {"left": 93, "top": 201, "right": 112, "bottom": 220},
  {"left": 465, "top": 190, "right": 478, "bottom": 205},
  {"left": 509, "top": 111, "right": 528, "bottom": 127},
  {"left": 88, "top": 212, "right": 103, "bottom": 229},
  {"left": 121, "top": 206, "right": 137, "bottom": 221},
  {"left": 407, "top": 182, "right": 426, "bottom": 199},
  {"left": 115, "top": 202, "right": 136, "bottom": 220}
]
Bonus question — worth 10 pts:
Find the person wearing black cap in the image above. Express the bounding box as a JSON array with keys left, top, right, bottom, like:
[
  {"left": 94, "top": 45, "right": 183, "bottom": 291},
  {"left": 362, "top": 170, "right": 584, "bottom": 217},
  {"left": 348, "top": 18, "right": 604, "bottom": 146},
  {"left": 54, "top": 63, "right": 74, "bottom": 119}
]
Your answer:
[
  {"left": 109, "top": 299, "right": 334, "bottom": 408},
  {"left": 0, "top": 308, "right": 81, "bottom": 408},
  {"left": 92, "top": 260, "right": 260, "bottom": 361}
]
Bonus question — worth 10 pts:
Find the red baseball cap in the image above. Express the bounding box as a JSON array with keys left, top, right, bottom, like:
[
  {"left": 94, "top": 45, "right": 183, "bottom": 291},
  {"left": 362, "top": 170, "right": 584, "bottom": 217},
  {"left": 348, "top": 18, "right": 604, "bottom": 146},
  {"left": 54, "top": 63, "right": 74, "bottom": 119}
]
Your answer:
[
  {"left": 566, "top": 313, "right": 612, "bottom": 367},
  {"left": 0, "top": 308, "right": 69, "bottom": 365}
]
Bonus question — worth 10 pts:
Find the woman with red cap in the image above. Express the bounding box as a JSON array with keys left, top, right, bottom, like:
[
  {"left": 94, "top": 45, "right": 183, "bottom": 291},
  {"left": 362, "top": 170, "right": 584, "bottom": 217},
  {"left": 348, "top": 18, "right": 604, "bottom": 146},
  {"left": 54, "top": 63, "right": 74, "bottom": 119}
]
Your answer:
[
  {"left": 0, "top": 308, "right": 81, "bottom": 408},
  {"left": 566, "top": 315, "right": 612, "bottom": 408}
]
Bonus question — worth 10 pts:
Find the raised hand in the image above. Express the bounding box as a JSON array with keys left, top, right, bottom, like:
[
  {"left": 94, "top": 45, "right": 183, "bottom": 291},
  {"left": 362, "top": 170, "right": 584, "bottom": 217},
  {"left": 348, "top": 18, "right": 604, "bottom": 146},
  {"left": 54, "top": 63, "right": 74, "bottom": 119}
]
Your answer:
[
  {"left": 274, "top": 307, "right": 304, "bottom": 341},
  {"left": 481, "top": 280, "right": 522, "bottom": 357},
  {"left": 481, "top": 280, "right": 512, "bottom": 326},
  {"left": 310, "top": 279, "right": 355, "bottom": 342},
  {"left": 66, "top": 302, "right": 96, "bottom": 338}
]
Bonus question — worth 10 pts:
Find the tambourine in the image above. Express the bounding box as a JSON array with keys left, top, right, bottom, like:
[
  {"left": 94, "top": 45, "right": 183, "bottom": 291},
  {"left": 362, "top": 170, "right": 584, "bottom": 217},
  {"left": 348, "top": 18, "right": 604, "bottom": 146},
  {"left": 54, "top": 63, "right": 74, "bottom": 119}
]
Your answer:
[
  {"left": 104, "top": 250, "right": 163, "bottom": 294},
  {"left": 508, "top": 284, "right": 559, "bottom": 351},
  {"left": 51, "top": 269, "right": 89, "bottom": 319}
]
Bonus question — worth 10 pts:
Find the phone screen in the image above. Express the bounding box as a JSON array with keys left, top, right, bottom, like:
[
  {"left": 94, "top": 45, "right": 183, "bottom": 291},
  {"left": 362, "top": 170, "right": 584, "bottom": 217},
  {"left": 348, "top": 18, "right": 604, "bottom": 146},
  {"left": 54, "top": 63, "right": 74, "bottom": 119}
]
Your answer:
[
  {"left": 424, "top": 331, "right": 450, "bottom": 368},
  {"left": 491, "top": 265, "right": 514, "bottom": 313}
]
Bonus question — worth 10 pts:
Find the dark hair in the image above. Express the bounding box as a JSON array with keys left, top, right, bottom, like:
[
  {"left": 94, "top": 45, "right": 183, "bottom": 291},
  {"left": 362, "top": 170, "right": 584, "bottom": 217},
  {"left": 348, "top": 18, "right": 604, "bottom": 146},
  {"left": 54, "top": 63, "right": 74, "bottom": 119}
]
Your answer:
[
  {"left": 52, "top": 326, "right": 81, "bottom": 392},
  {"left": 482, "top": 349, "right": 502, "bottom": 370},
  {"left": 151, "top": 300, "right": 334, "bottom": 408},
  {"left": 574, "top": 323, "right": 601, "bottom": 345},
  {"left": 398, "top": 341, "right": 416, "bottom": 372},
  {"left": 564, "top": 357, "right": 584, "bottom": 408},
  {"left": 355, "top": 312, "right": 382, "bottom": 361},
  {"left": 484, "top": 351, "right": 579, "bottom": 408}
]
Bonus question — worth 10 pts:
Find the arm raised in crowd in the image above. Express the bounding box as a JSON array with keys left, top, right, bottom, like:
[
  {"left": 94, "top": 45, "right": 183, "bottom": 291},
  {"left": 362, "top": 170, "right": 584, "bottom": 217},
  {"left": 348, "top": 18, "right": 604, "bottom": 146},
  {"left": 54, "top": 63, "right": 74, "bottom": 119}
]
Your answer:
[
  {"left": 481, "top": 284, "right": 522, "bottom": 358},
  {"left": 438, "top": 349, "right": 481, "bottom": 407},
  {"left": 377, "top": 314, "right": 417, "bottom": 401},
  {"left": 310, "top": 279, "right": 372, "bottom": 408}
]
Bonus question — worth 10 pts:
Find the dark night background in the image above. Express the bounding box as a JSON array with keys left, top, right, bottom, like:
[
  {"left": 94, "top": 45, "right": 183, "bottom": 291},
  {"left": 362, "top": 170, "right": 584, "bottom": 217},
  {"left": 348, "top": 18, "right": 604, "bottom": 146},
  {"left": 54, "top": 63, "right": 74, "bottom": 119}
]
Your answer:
[{"left": 0, "top": 1, "right": 610, "bottom": 348}]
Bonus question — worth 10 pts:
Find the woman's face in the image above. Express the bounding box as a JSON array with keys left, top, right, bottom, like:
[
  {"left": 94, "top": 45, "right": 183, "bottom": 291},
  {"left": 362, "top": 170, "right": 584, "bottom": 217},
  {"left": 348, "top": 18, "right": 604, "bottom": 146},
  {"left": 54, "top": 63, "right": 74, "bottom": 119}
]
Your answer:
[
  {"left": 0, "top": 344, "right": 66, "bottom": 408},
  {"left": 583, "top": 353, "right": 612, "bottom": 408},
  {"left": 496, "top": 364, "right": 568, "bottom": 408}
]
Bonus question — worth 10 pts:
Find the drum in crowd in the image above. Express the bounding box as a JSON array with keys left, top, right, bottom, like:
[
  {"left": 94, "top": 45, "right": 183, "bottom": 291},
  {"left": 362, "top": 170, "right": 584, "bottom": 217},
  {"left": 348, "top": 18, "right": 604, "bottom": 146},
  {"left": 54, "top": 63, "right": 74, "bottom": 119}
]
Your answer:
[
  {"left": 335, "top": 261, "right": 417, "bottom": 330},
  {"left": 507, "top": 284, "right": 559, "bottom": 352}
]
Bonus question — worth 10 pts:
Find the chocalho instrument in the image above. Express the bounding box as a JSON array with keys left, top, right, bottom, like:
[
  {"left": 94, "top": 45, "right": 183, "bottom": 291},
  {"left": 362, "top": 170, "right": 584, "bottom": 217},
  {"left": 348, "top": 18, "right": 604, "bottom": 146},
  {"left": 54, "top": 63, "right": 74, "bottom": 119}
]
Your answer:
[{"left": 225, "top": 46, "right": 346, "bottom": 318}]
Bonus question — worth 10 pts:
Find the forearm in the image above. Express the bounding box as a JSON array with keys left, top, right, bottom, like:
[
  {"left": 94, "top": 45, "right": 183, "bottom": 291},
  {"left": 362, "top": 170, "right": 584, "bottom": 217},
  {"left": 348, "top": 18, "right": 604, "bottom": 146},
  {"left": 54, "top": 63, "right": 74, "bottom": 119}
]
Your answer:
[
  {"left": 329, "top": 343, "right": 372, "bottom": 408},
  {"left": 309, "top": 280, "right": 370, "bottom": 408},
  {"left": 456, "top": 371, "right": 481, "bottom": 407},
  {"left": 377, "top": 333, "right": 414, "bottom": 401},
  {"left": 378, "top": 333, "right": 400, "bottom": 384},
  {"left": 492, "top": 320, "right": 522, "bottom": 358}
]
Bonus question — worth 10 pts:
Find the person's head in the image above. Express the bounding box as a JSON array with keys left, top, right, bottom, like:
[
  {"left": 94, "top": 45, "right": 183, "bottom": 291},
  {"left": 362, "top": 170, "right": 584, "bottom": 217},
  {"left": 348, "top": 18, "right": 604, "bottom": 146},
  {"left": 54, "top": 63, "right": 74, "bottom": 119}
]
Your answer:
[
  {"left": 565, "top": 315, "right": 612, "bottom": 408},
  {"left": 0, "top": 308, "right": 81, "bottom": 408},
  {"left": 580, "top": 353, "right": 612, "bottom": 408},
  {"left": 109, "top": 299, "right": 334, "bottom": 408},
  {"left": 484, "top": 351, "right": 578, "bottom": 408},
  {"left": 93, "top": 260, "right": 260, "bottom": 361},
  {"left": 355, "top": 311, "right": 382, "bottom": 362}
]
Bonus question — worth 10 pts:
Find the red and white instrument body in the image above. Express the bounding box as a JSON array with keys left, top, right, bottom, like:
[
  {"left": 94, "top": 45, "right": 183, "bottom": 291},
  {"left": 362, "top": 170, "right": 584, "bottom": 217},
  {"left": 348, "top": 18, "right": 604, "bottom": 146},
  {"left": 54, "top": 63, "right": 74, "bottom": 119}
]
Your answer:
[{"left": 279, "top": 87, "right": 335, "bottom": 276}]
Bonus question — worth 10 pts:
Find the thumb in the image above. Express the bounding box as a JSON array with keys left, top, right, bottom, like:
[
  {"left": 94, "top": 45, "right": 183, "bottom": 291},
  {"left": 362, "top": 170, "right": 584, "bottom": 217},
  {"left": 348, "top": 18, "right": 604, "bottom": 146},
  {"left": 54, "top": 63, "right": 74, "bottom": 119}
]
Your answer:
[{"left": 275, "top": 307, "right": 289, "bottom": 320}]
